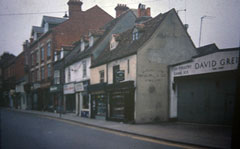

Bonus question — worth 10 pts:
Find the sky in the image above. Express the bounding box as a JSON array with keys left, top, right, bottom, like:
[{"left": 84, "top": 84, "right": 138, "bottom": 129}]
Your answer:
[{"left": 0, "top": 0, "right": 240, "bottom": 56}]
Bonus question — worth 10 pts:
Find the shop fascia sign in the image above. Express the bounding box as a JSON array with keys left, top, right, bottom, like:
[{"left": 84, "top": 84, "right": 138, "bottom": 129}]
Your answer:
[
  {"left": 172, "top": 50, "right": 239, "bottom": 77},
  {"left": 31, "top": 83, "right": 40, "bottom": 90},
  {"left": 64, "top": 83, "right": 75, "bottom": 94},
  {"left": 75, "top": 82, "right": 84, "bottom": 92},
  {"left": 50, "top": 85, "right": 62, "bottom": 93}
]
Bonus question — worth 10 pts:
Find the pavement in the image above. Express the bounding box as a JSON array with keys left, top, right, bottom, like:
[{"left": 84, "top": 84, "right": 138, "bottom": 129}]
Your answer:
[{"left": 7, "top": 108, "right": 232, "bottom": 149}]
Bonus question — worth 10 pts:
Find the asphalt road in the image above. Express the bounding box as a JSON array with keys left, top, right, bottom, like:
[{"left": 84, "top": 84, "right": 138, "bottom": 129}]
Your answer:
[{"left": 1, "top": 109, "right": 182, "bottom": 149}]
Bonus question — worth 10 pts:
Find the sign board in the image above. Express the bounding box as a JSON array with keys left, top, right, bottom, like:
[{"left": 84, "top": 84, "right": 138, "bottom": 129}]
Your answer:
[
  {"left": 116, "top": 70, "right": 125, "bottom": 82},
  {"left": 32, "top": 83, "right": 40, "bottom": 90},
  {"left": 64, "top": 83, "right": 75, "bottom": 94},
  {"left": 50, "top": 85, "right": 62, "bottom": 93},
  {"left": 75, "top": 82, "right": 84, "bottom": 92},
  {"left": 172, "top": 50, "right": 239, "bottom": 77}
]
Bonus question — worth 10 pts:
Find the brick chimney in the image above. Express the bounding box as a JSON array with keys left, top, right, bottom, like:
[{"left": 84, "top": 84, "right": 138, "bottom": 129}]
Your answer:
[
  {"left": 138, "top": 3, "right": 151, "bottom": 17},
  {"left": 115, "top": 4, "right": 129, "bottom": 18},
  {"left": 67, "top": 0, "right": 83, "bottom": 19}
]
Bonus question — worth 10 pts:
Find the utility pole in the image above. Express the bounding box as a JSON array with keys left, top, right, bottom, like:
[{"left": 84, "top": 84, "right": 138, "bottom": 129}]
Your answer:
[{"left": 199, "top": 15, "right": 215, "bottom": 47}]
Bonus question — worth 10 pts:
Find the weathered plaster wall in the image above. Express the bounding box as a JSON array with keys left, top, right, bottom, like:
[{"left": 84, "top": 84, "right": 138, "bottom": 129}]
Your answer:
[
  {"left": 65, "top": 57, "right": 91, "bottom": 83},
  {"left": 135, "top": 10, "right": 197, "bottom": 123},
  {"left": 90, "top": 64, "right": 107, "bottom": 84},
  {"left": 107, "top": 55, "right": 137, "bottom": 85}
]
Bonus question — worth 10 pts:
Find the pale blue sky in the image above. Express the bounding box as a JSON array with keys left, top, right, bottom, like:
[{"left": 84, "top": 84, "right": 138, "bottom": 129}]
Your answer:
[{"left": 0, "top": 0, "right": 239, "bottom": 56}]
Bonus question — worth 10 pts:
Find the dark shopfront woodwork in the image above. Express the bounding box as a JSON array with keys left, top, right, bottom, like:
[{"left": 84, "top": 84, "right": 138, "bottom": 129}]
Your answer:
[{"left": 107, "top": 81, "right": 135, "bottom": 122}]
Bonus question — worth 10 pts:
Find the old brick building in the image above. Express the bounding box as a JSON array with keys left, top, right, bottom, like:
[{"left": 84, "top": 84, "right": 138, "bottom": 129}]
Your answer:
[
  {"left": 25, "top": 0, "right": 113, "bottom": 111},
  {"left": 0, "top": 52, "right": 16, "bottom": 107}
]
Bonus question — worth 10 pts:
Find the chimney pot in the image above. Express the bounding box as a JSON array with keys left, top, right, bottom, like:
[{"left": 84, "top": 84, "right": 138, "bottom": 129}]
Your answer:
[
  {"left": 67, "top": 0, "right": 83, "bottom": 19},
  {"left": 115, "top": 4, "right": 129, "bottom": 18}
]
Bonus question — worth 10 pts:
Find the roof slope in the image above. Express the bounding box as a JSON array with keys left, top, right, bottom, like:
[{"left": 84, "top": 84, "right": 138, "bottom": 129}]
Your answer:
[
  {"left": 64, "top": 9, "right": 136, "bottom": 67},
  {"left": 91, "top": 9, "right": 172, "bottom": 67},
  {"left": 41, "top": 16, "right": 68, "bottom": 26},
  {"left": 195, "top": 44, "right": 219, "bottom": 57}
]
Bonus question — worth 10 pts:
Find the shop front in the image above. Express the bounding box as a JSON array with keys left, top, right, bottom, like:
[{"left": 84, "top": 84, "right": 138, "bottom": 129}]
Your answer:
[
  {"left": 88, "top": 83, "right": 107, "bottom": 120},
  {"left": 50, "top": 84, "right": 63, "bottom": 113},
  {"left": 106, "top": 81, "right": 135, "bottom": 122},
  {"left": 39, "top": 82, "right": 51, "bottom": 111},
  {"left": 169, "top": 49, "right": 239, "bottom": 125},
  {"left": 64, "top": 83, "right": 76, "bottom": 113},
  {"left": 75, "top": 80, "right": 90, "bottom": 117},
  {"left": 31, "top": 83, "right": 40, "bottom": 110}
]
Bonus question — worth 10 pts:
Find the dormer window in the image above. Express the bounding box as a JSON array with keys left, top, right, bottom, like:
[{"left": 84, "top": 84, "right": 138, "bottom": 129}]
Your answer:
[
  {"left": 44, "top": 23, "right": 49, "bottom": 33},
  {"left": 81, "top": 39, "right": 85, "bottom": 52},
  {"left": 89, "top": 35, "right": 94, "bottom": 47},
  {"left": 54, "top": 51, "right": 58, "bottom": 62},
  {"left": 132, "top": 28, "right": 139, "bottom": 41},
  {"left": 33, "top": 32, "right": 37, "bottom": 41},
  {"left": 110, "top": 34, "right": 119, "bottom": 51},
  {"left": 60, "top": 48, "right": 64, "bottom": 59}
]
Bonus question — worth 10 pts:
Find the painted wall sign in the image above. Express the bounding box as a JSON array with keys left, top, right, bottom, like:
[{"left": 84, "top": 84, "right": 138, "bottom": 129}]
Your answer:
[
  {"left": 64, "top": 83, "right": 75, "bottom": 94},
  {"left": 75, "top": 82, "right": 84, "bottom": 92},
  {"left": 172, "top": 50, "right": 239, "bottom": 77}
]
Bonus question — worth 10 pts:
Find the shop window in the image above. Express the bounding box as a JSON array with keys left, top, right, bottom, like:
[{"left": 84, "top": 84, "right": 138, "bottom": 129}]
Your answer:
[
  {"left": 82, "top": 94, "right": 89, "bottom": 109},
  {"left": 99, "top": 70, "right": 104, "bottom": 83},
  {"left": 113, "top": 65, "right": 120, "bottom": 83}
]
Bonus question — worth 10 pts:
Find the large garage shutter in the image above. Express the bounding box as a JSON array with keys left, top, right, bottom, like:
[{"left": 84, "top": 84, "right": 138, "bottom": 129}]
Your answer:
[{"left": 176, "top": 71, "right": 236, "bottom": 125}]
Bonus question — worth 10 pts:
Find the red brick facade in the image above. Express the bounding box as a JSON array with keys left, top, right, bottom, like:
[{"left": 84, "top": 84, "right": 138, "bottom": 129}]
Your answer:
[{"left": 27, "top": 1, "right": 113, "bottom": 88}]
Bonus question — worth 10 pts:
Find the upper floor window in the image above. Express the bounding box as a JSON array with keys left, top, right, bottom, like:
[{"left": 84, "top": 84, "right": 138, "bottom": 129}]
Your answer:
[
  {"left": 41, "top": 66, "right": 44, "bottom": 80},
  {"left": 31, "top": 54, "right": 34, "bottom": 66},
  {"left": 41, "top": 47, "right": 44, "bottom": 62},
  {"left": 31, "top": 71, "right": 34, "bottom": 82},
  {"left": 99, "top": 70, "right": 104, "bottom": 83},
  {"left": 37, "top": 68, "right": 40, "bottom": 81},
  {"left": 47, "top": 42, "right": 51, "bottom": 59},
  {"left": 54, "top": 70, "right": 60, "bottom": 84},
  {"left": 36, "top": 50, "right": 40, "bottom": 64},
  {"left": 68, "top": 67, "right": 71, "bottom": 82},
  {"left": 113, "top": 65, "right": 120, "bottom": 83},
  {"left": 132, "top": 28, "right": 139, "bottom": 41},
  {"left": 47, "top": 64, "right": 51, "bottom": 78},
  {"left": 82, "top": 60, "right": 87, "bottom": 78}
]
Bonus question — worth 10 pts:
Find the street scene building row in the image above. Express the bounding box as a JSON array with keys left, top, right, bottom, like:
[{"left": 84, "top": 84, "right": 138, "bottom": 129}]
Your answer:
[{"left": 0, "top": 0, "right": 239, "bottom": 125}]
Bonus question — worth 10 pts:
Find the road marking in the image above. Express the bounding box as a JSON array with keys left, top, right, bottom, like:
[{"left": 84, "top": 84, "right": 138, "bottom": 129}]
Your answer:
[{"left": 44, "top": 116, "right": 204, "bottom": 149}]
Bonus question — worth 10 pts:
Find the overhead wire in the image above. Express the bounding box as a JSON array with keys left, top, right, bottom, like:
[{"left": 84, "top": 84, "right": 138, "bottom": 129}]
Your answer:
[{"left": 0, "top": 0, "right": 164, "bottom": 16}]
